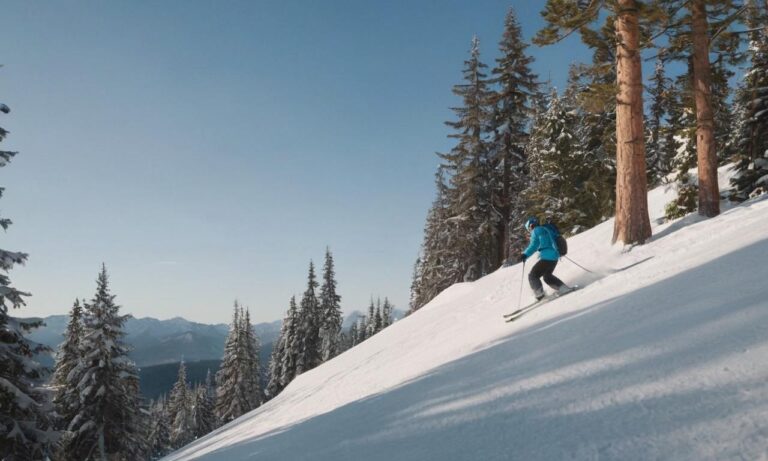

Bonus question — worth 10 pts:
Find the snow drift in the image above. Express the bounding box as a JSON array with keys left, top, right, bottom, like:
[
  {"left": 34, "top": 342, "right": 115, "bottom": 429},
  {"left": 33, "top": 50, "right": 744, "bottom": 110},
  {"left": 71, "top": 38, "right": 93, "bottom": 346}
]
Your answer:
[{"left": 166, "top": 166, "right": 768, "bottom": 461}]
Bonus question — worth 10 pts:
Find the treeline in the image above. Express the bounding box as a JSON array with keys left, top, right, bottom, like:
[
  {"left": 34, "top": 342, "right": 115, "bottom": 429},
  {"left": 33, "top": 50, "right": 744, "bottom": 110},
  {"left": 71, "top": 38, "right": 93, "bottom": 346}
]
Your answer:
[
  {"left": 1, "top": 226, "right": 396, "bottom": 459},
  {"left": 265, "top": 250, "right": 395, "bottom": 398},
  {"left": 410, "top": 2, "right": 768, "bottom": 313},
  {"left": 145, "top": 303, "right": 259, "bottom": 458}
]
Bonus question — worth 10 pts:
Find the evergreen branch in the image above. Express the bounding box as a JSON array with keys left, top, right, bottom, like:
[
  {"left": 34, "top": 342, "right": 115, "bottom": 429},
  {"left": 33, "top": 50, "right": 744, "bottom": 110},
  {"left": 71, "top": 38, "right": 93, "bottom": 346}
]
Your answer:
[
  {"left": 728, "top": 26, "right": 768, "bottom": 34},
  {"left": 639, "top": 0, "right": 692, "bottom": 50},
  {"left": 535, "top": 0, "right": 603, "bottom": 45},
  {"left": 710, "top": 3, "right": 751, "bottom": 45}
]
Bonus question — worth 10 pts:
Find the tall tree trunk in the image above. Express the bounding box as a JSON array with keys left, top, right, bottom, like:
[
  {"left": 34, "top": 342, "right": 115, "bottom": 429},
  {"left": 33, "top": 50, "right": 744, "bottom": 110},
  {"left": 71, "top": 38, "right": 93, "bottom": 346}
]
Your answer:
[
  {"left": 690, "top": 0, "right": 720, "bottom": 217},
  {"left": 612, "top": 0, "right": 652, "bottom": 244}
]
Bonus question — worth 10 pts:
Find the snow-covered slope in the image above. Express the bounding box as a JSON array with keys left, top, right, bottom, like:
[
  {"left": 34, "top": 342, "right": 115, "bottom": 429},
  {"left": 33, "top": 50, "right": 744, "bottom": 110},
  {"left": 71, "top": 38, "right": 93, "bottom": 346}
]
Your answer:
[{"left": 166, "top": 166, "right": 768, "bottom": 461}]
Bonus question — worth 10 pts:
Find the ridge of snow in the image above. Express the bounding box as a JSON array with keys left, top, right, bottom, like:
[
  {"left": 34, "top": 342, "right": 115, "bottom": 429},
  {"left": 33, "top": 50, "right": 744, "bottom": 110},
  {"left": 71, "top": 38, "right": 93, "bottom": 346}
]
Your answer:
[{"left": 166, "top": 165, "right": 768, "bottom": 461}]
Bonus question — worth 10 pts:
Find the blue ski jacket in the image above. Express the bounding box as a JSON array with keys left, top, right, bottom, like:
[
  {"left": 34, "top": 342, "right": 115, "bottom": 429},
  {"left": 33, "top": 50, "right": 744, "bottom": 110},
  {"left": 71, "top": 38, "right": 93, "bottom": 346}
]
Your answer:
[{"left": 523, "top": 226, "right": 560, "bottom": 261}]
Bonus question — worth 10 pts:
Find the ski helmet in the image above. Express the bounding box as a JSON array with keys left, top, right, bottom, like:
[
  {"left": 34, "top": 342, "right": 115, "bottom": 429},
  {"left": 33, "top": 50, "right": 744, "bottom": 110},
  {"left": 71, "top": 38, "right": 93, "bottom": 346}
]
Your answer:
[{"left": 524, "top": 216, "right": 539, "bottom": 231}]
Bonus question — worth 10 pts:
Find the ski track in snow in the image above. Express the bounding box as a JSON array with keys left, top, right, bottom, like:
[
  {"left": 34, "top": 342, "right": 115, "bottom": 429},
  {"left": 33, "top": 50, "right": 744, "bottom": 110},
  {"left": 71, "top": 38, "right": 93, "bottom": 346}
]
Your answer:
[{"left": 165, "top": 166, "right": 768, "bottom": 461}]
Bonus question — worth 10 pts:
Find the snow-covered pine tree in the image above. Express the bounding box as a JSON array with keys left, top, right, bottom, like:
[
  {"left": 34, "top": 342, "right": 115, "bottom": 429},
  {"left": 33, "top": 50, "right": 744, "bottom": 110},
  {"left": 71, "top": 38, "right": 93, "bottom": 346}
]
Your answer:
[
  {"left": 661, "top": 80, "right": 685, "bottom": 179},
  {"left": 411, "top": 168, "right": 457, "bottom": 311},
  {"left": 318, "top": 248, "right": 342, "bottom": 362},
  {"left": 0, "top": 100, "right": 52, "bottom": 459},
  {"left": 374, "top": 299, "right": 383, "bottom": 334},
  {"left": 347, "top": 321, "right": 359, "bottom": 348},
  {"left": 524, "top": 88, "right": 576, "bottom": 226},
  {"left": 278, "top": 296, "right": 300, "bottom": 392},
  {"left": 488, "top": 7, "right": 540, "bottom": 262},
  {"left": 729, "top": 0, "right": 768, "bottom": 200},
  {"left": 381, "top": 298, "right": 394, "bottom": 328},
  {"left": 408, "top": 258, "right": 422, "bottom": 314},
  {"left": 295, "top": 261, "right": 321, "bottom": 375},
  {"left": 60, "top": 265, "right": 146, "bottom": 460},
  {"left": 192, "top": 384, "right": 216, "bottom": 438},
  {"left": 146, "top": 397, "right": 171, "bottom": 459},
  {"left": 168, "top": 359, "right": 194, "bottom": 449},
  {"left": 524, "top": 84, "right": 610, "bottom": 233},
  {"left": 365, "top": 299, "right": 377, "bottom": 338},
  {"left": 439, "top": 35, "right": 496, "bottom": 281},
  {"left": 566, "top": 66, "right": 616, "bottom": 229},
  {"left": 215, "top": 304, "right": 249, "bottom": 424},
  {"left": 646, "top": 57, "right": 673, "bottom": 186},
  {"left": 240, "top": 307, "right": 262, "bottom": 409},
  {"left": 665, "top": 72, "right": 700, "bottom": 220},
  {"left": 191, "top": 372, "right": 217, "bottom": 439},
  {"left": 52, "top": 299, "right": 84, "bottom": 430},
  {"left": 265, "top": 317, "right": 286, "bottom": 399},
  {"left": 710, "top": 58, "right": 734, "bottom": 163},
  {"left": 355, "top": 316, "right": 367, "bottom": 345}
]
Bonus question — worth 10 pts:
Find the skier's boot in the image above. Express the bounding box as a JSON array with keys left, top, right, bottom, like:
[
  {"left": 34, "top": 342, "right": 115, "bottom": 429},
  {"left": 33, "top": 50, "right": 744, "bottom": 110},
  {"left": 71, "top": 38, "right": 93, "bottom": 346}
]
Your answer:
[
  {"left": 556, "top": 284, "right": 573, "bottom": 296},
  {"left": 534, "top": 288, "right": 545, "bottom": 301}
]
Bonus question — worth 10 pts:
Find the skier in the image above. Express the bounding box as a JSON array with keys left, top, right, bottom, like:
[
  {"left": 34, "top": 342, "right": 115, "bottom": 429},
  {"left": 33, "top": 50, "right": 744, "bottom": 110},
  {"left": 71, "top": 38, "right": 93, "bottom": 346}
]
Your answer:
[{"left": 519, "top": 216, "right": 569, "bottom": 300}]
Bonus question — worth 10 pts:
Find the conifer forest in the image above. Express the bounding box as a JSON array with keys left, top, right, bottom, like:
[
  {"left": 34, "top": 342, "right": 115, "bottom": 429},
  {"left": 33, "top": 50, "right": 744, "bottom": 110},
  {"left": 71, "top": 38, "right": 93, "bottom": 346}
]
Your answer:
[{"left": 2, "top": 1, "right": 767, "bottom": 459}]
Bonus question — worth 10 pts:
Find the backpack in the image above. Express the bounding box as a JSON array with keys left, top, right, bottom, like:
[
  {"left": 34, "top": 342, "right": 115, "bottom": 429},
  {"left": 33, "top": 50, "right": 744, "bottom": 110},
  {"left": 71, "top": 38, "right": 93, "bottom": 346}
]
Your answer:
[{"left": 543, "top": 220, "right": 568, "bottom": 256}]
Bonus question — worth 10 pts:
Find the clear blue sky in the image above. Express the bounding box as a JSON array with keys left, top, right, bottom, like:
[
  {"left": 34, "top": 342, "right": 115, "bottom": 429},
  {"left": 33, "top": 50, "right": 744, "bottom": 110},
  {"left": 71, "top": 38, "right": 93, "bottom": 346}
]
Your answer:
[{"left": 0, "top": 0, "right": 591, "bottom": 324}]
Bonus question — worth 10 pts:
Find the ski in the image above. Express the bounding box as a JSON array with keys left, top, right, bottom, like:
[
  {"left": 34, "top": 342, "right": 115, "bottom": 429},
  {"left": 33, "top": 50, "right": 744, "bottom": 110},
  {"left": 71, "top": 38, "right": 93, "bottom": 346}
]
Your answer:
[
  {"left": 503, "top": 285, "right": 580, "bottom": 322},
  {"left": 503, "top": 299, "right": 544, "bottom": 319}
]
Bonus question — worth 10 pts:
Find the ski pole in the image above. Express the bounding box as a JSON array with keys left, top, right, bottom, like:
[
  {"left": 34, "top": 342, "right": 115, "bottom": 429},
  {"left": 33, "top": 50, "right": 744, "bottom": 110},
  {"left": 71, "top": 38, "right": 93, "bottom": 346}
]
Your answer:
[
  {"left": 563, "top": 255, "right": 596, "bottom": 274},
  {"left": 517, "top": 260, "right": 526, "bottom": 309}
]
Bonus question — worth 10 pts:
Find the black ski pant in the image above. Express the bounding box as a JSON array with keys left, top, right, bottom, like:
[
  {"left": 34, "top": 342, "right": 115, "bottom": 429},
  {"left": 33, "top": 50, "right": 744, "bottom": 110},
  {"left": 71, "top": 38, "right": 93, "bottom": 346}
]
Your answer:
[{"left": 528, "top": 259, "right": 564, "bottom": 295}]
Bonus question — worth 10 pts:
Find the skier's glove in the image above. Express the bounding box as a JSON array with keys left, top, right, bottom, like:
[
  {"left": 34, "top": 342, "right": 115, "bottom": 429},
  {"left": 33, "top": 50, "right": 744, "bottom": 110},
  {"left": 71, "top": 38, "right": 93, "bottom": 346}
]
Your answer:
[{"left": 519, "top": 254, "right": 528, "bottom": 263}]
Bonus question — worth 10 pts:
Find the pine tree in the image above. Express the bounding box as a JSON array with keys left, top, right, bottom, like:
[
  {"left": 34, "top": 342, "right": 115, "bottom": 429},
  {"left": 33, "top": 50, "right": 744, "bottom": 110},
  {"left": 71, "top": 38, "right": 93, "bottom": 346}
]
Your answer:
[
  {"left": 60, "top": 265, "right": 146, "bottom": 460},
  {"left": 295, "top": 261, "right": 321, "bottom": 375},
  {"left": 214, "top": 303, "right": 262, "bottom": 424},
  {"left": 439, "top": 36, "right": 496, "bottom": 280},
  {"left": 374, "top": 299, "right": 383, "bottom": 334},
  {"left": 346, "top": 322, "right": 357, "bottom": 348},
  {"left": 408, "top": 258, "right": 422, "bottom": 314},
  {"left": 665, "top": 72, "right": 700, "bottom": 219},
  {"left": 191, "top": 382, "right": 216, "bottom": 440},
  {"left": 278, "top": 296, "right": 300, "bottom": 392},
  {"left": 536, "top": 0, "right": 655, "bottom": 244},
  {"left": 365, "top": 299, "right": 377, "bottom": 338},
  {"left": 710, "top": 57, "right": 734, "bottom": 163},
  {"left": 168, "top": 360, "right": 193, "bottom": 448},
  {"left": 662, "top": 79, "right": 686, "bottom": 181},
  {"left": 265, "top": 314, "right": 287, "bottom": 399},
  {"left": 381, "top": 298, "right": 394, "bottom": 328},
  {"left": 355, "top": 316, "right": 367, "bottom": 345},
  {"left": 524, "top": 85, "right": 611, "bottom": 233},
  {"left": 652, "top": 0, "right": 747, "bottom": 216},
  {"left": 52, "top": 299, "right": 84, "bottom": 429},
  {"left": 146, "top": 398, "right": 171, "bottom": 459},
  {"left": 318, "top": 248, "right": 342, "bottom": 362},
  {"left": 566, "top": 66, "right": 616, "bottom": 229},
  {"left": 646, "top": 58, "right": 672, "bottom": 186},
  {"left": 240, "top": 307, "right": 262, "bottom": 409},
  {"left": 411, "top": 169, "right": 456, "bottom": 311},
  {"left": 215, "top": 304, "right": 250, "bottom": 424},
  {"left": 0, "top": 100, "right": 52, "bottom": 460},
  {"left": 729, "top": 0, "right": 768, "bottom": 199},
  {"left": 488, "top": 7, "right": 539, "bottom": 263}
]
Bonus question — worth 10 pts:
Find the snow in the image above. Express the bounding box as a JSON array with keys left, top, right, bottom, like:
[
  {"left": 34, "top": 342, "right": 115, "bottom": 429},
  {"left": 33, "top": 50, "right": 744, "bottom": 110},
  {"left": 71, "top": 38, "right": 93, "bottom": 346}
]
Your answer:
[
  {"left": 165, "top": 165, "right": 768, "bottom": 461},
  {"left": 0, "top": 377, "right": 36, "bottom": 410}
]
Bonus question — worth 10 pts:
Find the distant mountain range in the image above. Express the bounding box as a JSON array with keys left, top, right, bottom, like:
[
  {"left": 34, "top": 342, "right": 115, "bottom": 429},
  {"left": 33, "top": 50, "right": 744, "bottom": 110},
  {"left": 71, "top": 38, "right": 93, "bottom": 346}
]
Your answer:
[
  {"left": 24, "top": 315, "right": 282, "bottom": 368},
  {"left": 24, "top": 309, "right": 405, "bottom": 399}
]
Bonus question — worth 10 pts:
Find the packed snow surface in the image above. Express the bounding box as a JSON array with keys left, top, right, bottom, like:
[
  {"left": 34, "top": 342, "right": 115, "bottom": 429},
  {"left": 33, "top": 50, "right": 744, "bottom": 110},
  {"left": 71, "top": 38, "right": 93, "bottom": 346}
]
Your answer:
[{"left": 166, "top": 167, "right": 768, "bottom": 460}]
